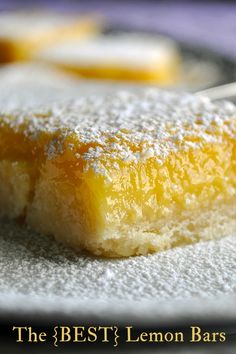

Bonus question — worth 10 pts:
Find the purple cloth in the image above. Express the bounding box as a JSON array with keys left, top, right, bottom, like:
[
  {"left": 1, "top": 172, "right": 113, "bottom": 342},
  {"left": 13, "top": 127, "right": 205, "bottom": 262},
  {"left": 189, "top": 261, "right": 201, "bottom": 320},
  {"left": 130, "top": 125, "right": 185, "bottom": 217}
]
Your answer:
[{"left": 0, "top": 1, "right": 236, "bottom": 59}]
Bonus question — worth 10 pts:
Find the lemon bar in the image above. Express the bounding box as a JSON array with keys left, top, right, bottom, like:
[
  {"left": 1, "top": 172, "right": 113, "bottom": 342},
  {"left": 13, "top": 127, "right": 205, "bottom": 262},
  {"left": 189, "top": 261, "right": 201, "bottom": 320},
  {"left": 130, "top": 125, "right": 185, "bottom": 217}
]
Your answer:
[
  {"left": 0, "top": 90, "right": 236, "bottom": 257},
  {"left": 0, "top": 11, "right": 100, "bottom": 63},
  {"left": 37, "top": 33, "right": 181, "bottom": 85}
]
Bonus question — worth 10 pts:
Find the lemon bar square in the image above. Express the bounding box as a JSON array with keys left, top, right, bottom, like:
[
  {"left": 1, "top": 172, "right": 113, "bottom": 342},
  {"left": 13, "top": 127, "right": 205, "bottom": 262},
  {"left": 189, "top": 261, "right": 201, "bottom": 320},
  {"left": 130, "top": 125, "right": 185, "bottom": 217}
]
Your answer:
[
  {"left": 37, "top": 33, "right": 181, "bottom": 85},
  {"left": 0, "top": 90, "right": 236, "bottom": 257},
  {"left": 0, "top": 11, "right": 100, "bottom": 63}
]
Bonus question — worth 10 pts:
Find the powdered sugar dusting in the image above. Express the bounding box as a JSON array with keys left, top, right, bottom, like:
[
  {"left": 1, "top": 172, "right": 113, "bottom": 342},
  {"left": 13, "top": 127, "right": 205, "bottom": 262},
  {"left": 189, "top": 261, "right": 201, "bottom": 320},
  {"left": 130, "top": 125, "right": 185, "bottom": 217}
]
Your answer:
[
  {"left": 39, "top": 32, "right": 178, "bottom": 69},
  {"left": 0, "top": 11, "right": 87, "bottom": 40},
  {"left": 0, "top": 219, "right": 235, "bottom": 304},
  {"left": 1, "top": 89, "right": 236, "bottom": 178}
]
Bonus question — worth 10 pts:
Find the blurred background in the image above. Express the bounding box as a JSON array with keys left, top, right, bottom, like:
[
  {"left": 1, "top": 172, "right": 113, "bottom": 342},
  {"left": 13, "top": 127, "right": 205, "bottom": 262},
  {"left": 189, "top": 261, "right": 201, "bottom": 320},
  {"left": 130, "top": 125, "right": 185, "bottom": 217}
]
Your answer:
[
  {"left": 0, "top": 0, "right": 236, "bottom": 99},
  {"left": 0, "top": 0, "right": 235, "bottom": 57}
]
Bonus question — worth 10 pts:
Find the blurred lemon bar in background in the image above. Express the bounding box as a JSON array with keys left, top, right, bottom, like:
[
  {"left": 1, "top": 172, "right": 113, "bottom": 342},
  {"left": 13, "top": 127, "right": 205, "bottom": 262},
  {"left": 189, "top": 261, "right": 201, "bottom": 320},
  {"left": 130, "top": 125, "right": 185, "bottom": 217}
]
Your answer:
[
  {"left": 1, "top": 90, "right": 236, "bottom": 257},
  {"left": 0, "top": 11, "right": 101, "bottom": 63},
  {"left": 37, "top": 33, "right": 181, "bottom": 85}
]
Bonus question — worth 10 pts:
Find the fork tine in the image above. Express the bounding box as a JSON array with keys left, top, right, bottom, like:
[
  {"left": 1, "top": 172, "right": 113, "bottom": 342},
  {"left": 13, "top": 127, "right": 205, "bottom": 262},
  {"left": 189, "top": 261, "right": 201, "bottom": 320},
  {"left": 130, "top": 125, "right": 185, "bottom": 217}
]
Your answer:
[{"left": 195, "top": 82, "right": 236, "bottom": 101}]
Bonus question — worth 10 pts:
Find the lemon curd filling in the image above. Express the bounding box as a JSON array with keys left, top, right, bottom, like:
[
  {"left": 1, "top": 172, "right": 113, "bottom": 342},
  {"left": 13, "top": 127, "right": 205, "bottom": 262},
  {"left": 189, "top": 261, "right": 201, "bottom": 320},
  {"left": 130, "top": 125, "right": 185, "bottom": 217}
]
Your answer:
[{"left": 0, "top": 90, "right": 236, "bottom": 257}]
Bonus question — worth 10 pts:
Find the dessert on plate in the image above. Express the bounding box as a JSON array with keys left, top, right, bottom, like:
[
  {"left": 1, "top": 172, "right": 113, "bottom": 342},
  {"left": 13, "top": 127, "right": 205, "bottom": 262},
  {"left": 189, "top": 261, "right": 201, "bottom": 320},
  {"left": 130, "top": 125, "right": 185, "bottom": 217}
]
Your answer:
[
  {"left": 37, "top": 33, "right": 181, "bottom": 85},
  {"left": 0, "top": 89, "right": 236, "bottom": 257},
  {"left": 0, "top": 11, "right": 100, "bottom": 62}
]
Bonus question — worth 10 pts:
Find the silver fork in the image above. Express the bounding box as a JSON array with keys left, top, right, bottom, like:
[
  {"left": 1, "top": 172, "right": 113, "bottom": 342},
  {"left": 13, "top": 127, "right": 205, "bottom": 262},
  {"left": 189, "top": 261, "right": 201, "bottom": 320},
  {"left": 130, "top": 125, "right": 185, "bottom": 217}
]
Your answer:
[{"left": 195, "top": 82, "right": 236, "bottom": 101}]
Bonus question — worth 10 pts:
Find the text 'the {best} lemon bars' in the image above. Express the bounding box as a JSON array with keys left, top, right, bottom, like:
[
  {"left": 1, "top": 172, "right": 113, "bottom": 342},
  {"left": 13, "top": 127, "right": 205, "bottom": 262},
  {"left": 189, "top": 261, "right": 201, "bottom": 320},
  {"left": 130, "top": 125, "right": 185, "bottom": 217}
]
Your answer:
[{"left": 0, "top": 90, "right": 236, "bottom": 257}]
